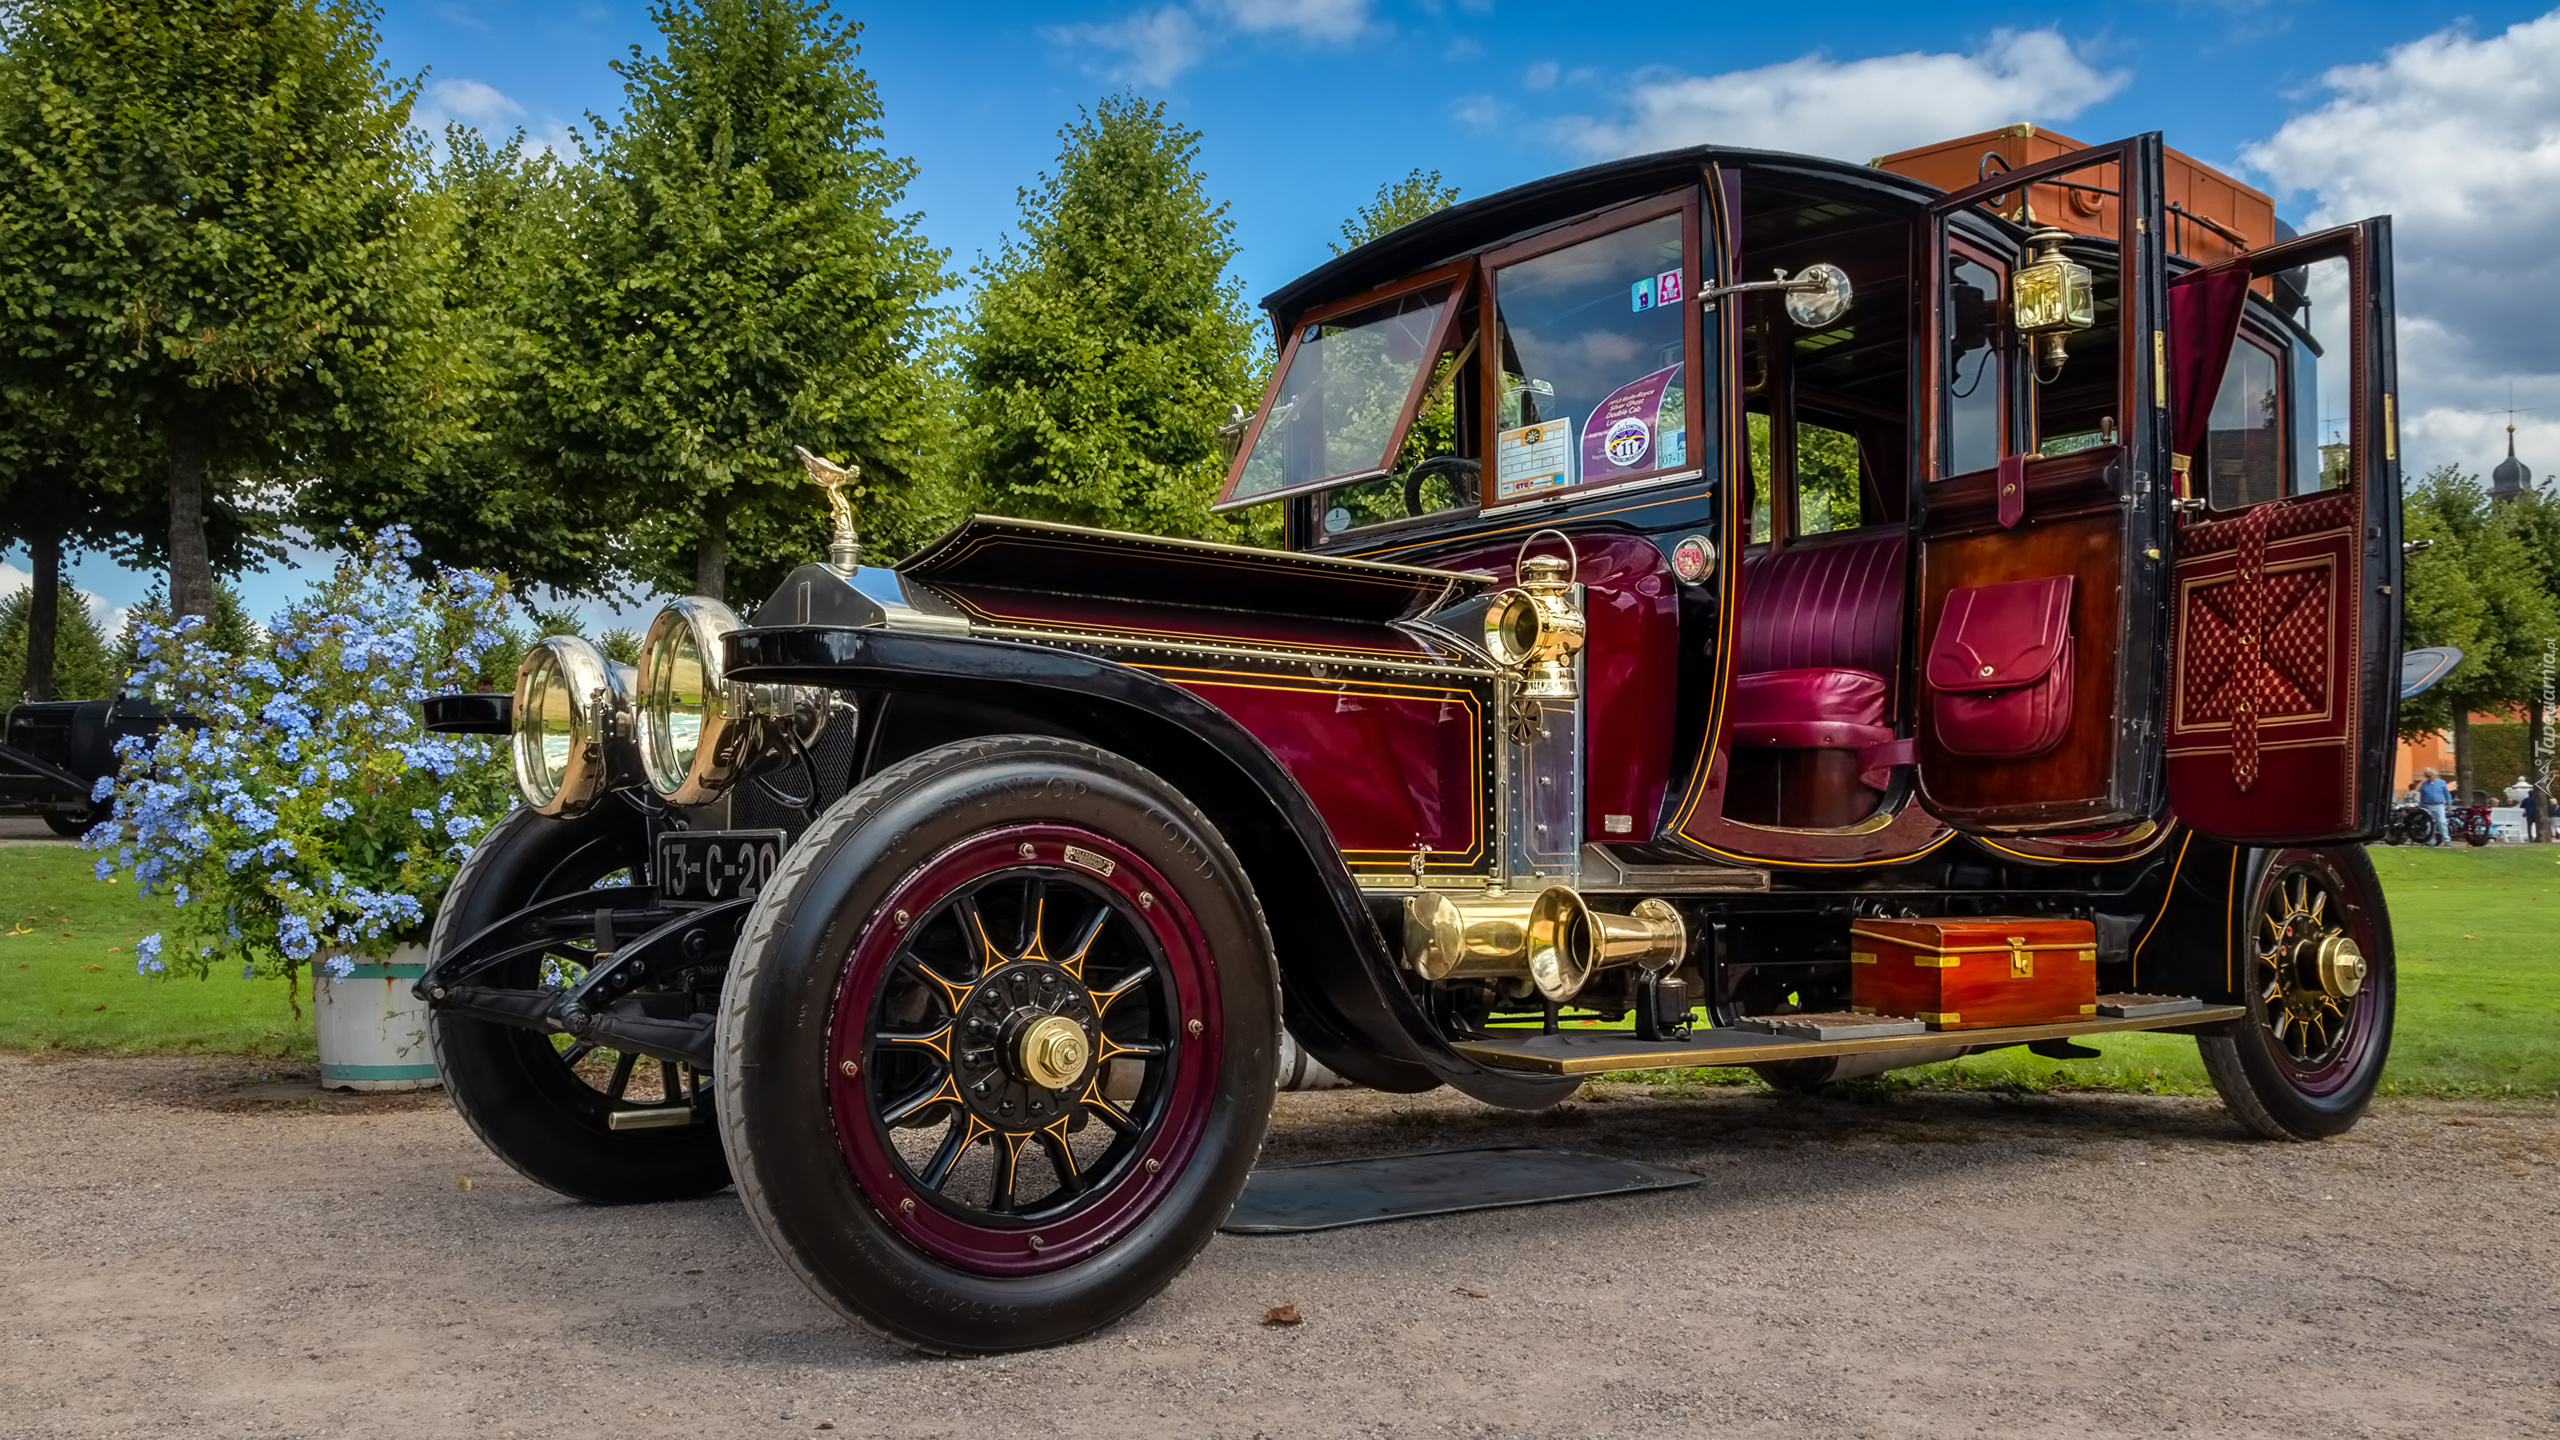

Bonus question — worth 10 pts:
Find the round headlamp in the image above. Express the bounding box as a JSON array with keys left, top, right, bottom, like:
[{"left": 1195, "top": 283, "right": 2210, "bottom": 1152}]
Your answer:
[
  {"left": 512, "top": 635, "right": 627, "bottom": 816},
  {"left": 636, "top": 597, "right": 745, "bottom": 805}
]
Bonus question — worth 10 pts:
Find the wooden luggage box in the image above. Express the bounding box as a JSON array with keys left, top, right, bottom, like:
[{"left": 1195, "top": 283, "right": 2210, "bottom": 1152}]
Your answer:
[{"left": 1849, "top": 916, "right": 2097, "bottom": 1031}]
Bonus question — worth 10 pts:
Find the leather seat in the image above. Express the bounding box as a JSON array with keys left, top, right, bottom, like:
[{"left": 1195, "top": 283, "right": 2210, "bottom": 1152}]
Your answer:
[{"left": 1727, "top": 531, "right": 1910, "bottom": 826}]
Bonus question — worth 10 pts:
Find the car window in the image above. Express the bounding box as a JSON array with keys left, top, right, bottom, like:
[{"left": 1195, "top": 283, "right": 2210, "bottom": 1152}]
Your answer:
[
  {"left": 2204, "top": 335, "right": 2284, "bottom": 511},
  {"left": 1488, "top": 212, "right": 1691, "bottom": 505},
  {"left": 1225, "top": 282, "right": 1455, "bottom": 506}
]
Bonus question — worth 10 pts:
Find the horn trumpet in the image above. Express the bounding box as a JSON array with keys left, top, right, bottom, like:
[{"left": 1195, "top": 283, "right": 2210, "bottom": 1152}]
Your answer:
[{"left": 1403, "top": 887, "right": 1686, "bottom": 1003}]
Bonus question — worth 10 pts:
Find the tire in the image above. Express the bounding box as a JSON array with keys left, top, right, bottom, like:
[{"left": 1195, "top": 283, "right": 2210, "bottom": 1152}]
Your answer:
[
  {"left": 717, "top": 735, "right": 1279, "bottom": 1355},
  {"left": 41, "top": 807, "right": 99, "bottom": 839},
  {"left": 2464, "top": 816, "right": 2493, "bottom": 847},
  {"left": 428, "top": 805, "right": 734, "bottom": 1203},
  {"left": 2198, "top": 846, "right": 2395, "bottom": 1140}
]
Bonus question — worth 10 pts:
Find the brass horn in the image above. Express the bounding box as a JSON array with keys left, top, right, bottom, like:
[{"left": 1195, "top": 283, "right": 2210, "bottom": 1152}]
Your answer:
[{"left": 1525, "top": 887, "right": 1686, "bottom": 1004}]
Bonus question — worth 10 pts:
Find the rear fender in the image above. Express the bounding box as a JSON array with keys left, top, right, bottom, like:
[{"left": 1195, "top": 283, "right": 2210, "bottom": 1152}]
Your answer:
[{"left": 727, "top": 625, "right": 1577, "bottom": 1110}]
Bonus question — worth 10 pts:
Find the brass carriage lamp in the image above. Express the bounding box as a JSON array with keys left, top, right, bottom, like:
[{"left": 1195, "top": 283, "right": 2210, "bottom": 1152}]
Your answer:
[
  {"left": 2011, "top": 227, "right": 2095, "bottom": 383},
  {"left": 1483, "top": 541, "right": 1586, "bottom": 700}
]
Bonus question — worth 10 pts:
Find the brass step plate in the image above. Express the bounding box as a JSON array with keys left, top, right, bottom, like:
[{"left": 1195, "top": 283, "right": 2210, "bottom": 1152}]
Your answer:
[{"left": 1452, "top": 1005, "right": 2244, "bottom": 1076}]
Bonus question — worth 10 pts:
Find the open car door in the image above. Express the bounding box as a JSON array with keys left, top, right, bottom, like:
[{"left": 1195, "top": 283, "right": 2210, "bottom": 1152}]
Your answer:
[
  {"left": 2160, "top": 221, "right": 2401, "bottom": 842},
  {"left": 1912, "top": 134, "right": 2173, "bottom": 833}
]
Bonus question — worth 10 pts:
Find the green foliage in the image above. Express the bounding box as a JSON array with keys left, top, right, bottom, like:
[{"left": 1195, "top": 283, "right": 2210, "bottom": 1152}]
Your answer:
[
  {"left": 0, "top": 0, "right": 451, "bottom": 611},
  {"left": 1332, "top": 168, "right": 1461, "bottom": 254},
  {"left": 534, "top": 0, "right": 957, "bottom": 603},
  {"left": 961, "top": 95, "right": 1262, "bottom": 541},
  {"left": 110, "top": 584, "right": 260, "bottom": 677},
  {"left": 298, "top": 129, "right": 625, "bottom": 595},
  {"left": 0, "top": 583, "right": 114, "bottom": 700},
  {"left": 2400, "top": 465, "right": 2560, "bottom": 740}
]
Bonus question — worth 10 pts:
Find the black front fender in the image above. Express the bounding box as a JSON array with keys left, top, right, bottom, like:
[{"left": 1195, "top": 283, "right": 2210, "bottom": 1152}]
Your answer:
[{"left": 726, "top": 623, "right": 1576, "bottom": 1111}]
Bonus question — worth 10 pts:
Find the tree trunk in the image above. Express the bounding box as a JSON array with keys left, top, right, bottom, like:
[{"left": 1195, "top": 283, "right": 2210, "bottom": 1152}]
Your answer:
[
  {"left": 167, "top": 412, "right": 214, "bottom": 620},
  {"left": 22, "top": 533, "right": 60, "bottom": 703},
  {"left": 2452, "top": 709, "right": 2474, "bottom": 806},
  {"left": 693, "top": 508, "right": 726, "bottom": 603}
]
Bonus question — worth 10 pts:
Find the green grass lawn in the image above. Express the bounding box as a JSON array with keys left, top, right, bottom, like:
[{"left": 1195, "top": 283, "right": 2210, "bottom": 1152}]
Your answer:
[
  {"left": 4, "top": 840, "right": 2555, "bottom": 1096},
  {"left": 0, "top": 845, "right": 315, "bottom": 1058}
]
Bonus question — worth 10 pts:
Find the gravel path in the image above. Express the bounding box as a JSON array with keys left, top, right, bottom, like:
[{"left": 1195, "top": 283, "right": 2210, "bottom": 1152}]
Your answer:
[{"left": 4, "top": 1052, "right": 2554, "bottom": 1439}]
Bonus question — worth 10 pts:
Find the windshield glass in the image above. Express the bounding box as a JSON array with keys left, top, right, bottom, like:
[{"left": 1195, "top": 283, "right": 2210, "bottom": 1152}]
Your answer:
[
  {"left": 1489, "top": 212, "right": 1689, "bottom": 504},
  {"left": 1223, "top": 283, "right": 1453, "bottom": 506}
]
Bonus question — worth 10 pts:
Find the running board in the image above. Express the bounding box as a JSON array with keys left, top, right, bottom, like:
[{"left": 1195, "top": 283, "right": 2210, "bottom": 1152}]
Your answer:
[{"left": 1451, "top": 1004, "right": 2244, "bottom": 1076}]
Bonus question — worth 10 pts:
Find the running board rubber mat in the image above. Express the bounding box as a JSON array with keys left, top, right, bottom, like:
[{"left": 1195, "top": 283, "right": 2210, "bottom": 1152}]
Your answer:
[{"left": 1220, "top": 1145, "right": 1700, "bottom": 1235}]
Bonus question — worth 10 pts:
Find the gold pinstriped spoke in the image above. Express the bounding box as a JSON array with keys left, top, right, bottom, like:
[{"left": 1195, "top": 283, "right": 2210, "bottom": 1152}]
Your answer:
[
  {"left": 900, "top": 954, "right": 973, "bottom": 1013},
  {"left": 992, "top": 1130, "right": 1033, "bottom": 1213},
  {"left": 882, "top": 1072, "right": 962, "bottom": 1127},
  {"left": 956, "top": 894, "right": 1005, "bottom": 978},
  {"left": 921, "top": 1114, "right": 992, "bottom": 1191},
  {"left": 1099, "top": 1035, "right": 1165, "bottom": 1062},
  {"left": 1080, "top": 1078, "right": 1138, "bottom": 1135},
  {"left": 1057, "top": 906, "right": 1112, "bottom": 983},
  {"left": 877, "top": 1023, "right": 954, "bottom": 1062},
  {"left": 1038, "top": 1118, "right": 1085, "bottom": 1198},
  {"left": 1089, "top": 971, "right": 1147, "bottom": 1020},
  {"left": 1015, "top": 880, "right": 1050, "bottom": 963}
]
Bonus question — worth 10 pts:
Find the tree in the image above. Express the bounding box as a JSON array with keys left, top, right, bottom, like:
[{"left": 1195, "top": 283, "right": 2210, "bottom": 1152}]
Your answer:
[
  {"left": 0, "top": 0, "right": 446, "bottom": 620},
  {"left": 2399, "top": 464, "right": 2560, "bottom": 799},
  {"left": 537, "top": 0, "right": 956, "bottom": 604},
  {"left": 296, "top": 128, "right": 625, "bottom": 596},
  {"left": 1332, "top": 168, "right": 1462, "bottom": 255},
  {"left": 0, "top": 581, "right": 113, "bottom": 701},
  {"left": 960, "top": 95, "right": 1260, "bottom": 540}
]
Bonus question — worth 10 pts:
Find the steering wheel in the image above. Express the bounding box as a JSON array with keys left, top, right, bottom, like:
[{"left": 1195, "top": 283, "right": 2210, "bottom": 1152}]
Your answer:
[{"left": 1401, "top": 456, "right": 1481, "bottom": 517}]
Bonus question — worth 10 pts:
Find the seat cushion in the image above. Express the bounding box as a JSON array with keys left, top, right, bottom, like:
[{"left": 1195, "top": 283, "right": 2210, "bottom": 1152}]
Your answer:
[{"left": 1728, "top": 667, "right": 1891, "bottom": 750}]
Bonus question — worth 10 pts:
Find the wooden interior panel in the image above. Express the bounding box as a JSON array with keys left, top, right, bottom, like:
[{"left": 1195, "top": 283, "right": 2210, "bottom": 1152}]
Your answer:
[{"left": 1914, "top": 510, "right": 2125, "bottom": 827}]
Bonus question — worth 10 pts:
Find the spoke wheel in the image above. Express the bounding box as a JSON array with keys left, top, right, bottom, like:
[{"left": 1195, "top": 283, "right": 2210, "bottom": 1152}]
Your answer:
[
  {"left": 2200, "top": 845, "right": 2394, "bottom": 1140},
  {"left": 834, "top": 830, "right": 1213, "bottom": 1274},
  {"left": 719, "top": 735, "right": 1277, "bottom": 1353},
  {"left": 428, "top": 805, "right": 732, "bottom": 1203}
]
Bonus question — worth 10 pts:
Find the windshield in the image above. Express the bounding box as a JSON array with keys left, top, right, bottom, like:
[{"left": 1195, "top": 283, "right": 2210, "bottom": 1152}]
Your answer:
[
  {"left": 1489, "top": 212, "right": 1690, "bottom": 504},
  {"left": 1221, "top": 282, "right": 1454, "bottom": 507}
]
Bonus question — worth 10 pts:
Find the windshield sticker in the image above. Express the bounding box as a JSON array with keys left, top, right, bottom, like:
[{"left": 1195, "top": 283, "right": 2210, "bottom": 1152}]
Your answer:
[
  {"left": 1579, "top": 363, "right": 1683, "bottom": 476},
  {"left": 1603, "top": 417, "right": 1651, "bottom": 468},
  {"left": 1655, "top": 269, "right": 1683, "bottom": 305},
  {"left": 1495, "top": 419, "right": 1575, "bottom": 500},
  {"left": 1629, "top": 277, "right": 1656, "bottom": 312}
]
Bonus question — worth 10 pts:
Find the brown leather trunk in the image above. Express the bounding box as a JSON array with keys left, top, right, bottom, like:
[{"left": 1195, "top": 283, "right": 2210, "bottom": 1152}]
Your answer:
[{"left": 1849, "top": 917, "right": 2098, "bottom": 1031}]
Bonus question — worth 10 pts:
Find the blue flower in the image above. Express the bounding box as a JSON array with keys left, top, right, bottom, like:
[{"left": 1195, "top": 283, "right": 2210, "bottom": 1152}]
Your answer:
[
  {"left": 321, "top": 954, "right": 355, "bottom": 981},
  {"left": 133, "top": 933, "right": 165, "bottom": 975}
]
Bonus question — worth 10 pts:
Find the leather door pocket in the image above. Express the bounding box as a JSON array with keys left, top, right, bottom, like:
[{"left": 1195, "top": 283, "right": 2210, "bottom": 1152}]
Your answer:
[{"left": 1925, "top": 575, "right": 2076, "bottom": 758}]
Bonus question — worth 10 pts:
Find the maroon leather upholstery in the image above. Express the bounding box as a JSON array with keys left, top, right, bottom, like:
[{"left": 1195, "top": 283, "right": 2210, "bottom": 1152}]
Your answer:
[
  {"left": 1925, "top": 574, "right": 2076, "bottom": 758},
  {"left": 1735, "top": 531, "right": 1909, "bottom": 683},
  {"left": 1728, "top": 668, "right": 1889, "bottom": 749}
]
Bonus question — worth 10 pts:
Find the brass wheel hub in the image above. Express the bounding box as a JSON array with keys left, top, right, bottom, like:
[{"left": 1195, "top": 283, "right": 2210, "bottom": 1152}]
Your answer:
[
  {"left": 1015, "top": 1013, "right": 1092, "bottom": 1091},
  {"left": 2257, "top": 868, "right": 2361, "bottom": 1065},
  {"left": 2314, "top": 933, "right": 2367, "bottom": 1000}
]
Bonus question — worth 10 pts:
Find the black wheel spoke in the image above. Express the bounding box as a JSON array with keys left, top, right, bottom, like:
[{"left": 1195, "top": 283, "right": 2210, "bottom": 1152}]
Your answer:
[
  {"left": 1039, "top": 1129, "right": 1085, "bottom": 1198},
  {"left": 559, "top": 1040, "right": 595, "bottom": 1068},
  {"left": 607, "top": 1050, "right": 637, "bottom": 1102},
  {"left": 659, "top": 1061, "right": 680, "bottom": 1106},
  {"left": 882, "top": 1070, "right": 958, "bottom": 1127},
  {"left": 990, "top": 1134, "right": 1024, "bottom": 1213},
  {"left": 1059, "top": 906, "right": 1111, "bottom": 981},
  {"left": 1082, "top": 1083, "right": 1138, "bottom": 1134},
  {"left": 953, "top": 894, "right": 999, "bottom": 979},
  {"left": 1018, "top": 877, "right": 1048, "bottom": 960},
  {"left": 920, "top": 1116, "right": 972, "bottom": 1191}
]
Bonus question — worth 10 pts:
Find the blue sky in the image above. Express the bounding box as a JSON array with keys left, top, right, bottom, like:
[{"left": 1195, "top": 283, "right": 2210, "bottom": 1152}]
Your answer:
[{"left": 12, "top": 0, "right": 2560, "bottom": 631}]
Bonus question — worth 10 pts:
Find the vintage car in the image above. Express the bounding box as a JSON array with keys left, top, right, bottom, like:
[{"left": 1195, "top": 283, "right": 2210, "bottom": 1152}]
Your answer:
[
  {"left": 418, "top": 127, "right": 2403, "bottom": 1354},
  {"left": 2, "top": 696, "right": 165, "bottom": 836}
]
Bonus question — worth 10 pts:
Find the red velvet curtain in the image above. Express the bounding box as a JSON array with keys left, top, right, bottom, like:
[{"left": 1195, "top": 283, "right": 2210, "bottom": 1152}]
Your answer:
[{"left": 2165, "top": 263, "right": 2256, "bottom": 472}]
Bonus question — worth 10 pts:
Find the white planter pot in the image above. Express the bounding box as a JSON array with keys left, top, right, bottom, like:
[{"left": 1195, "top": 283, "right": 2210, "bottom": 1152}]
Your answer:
[{"left": 314, "top": 943, "right": 441, "bottom": 1092}]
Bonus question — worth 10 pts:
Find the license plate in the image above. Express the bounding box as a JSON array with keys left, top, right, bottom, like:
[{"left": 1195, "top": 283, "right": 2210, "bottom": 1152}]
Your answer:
[{"left": 656, "top": 829, "right": 787, "bottom": 904}]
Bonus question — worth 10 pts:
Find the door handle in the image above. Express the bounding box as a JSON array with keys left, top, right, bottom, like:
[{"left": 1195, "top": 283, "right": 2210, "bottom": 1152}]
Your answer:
[{"left": 2168, "top": 497, "right": 2207, "bottom": 516}]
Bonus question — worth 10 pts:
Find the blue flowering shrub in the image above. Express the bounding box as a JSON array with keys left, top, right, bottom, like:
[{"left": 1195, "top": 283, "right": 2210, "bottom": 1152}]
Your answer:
[{"left": 87, "top": 529, "right": 520, "bottom": 985}]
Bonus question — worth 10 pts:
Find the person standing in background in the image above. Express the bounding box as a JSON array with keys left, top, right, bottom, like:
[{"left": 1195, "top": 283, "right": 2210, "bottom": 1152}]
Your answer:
[{"left": 2418, "top": 768, "right": 2453, "bottom": 847}]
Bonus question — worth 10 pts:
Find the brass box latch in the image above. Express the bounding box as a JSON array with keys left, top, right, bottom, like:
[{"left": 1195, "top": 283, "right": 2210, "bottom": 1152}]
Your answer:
[{"left": 2008, "top": 936, "right": 2033, "bottom": 979}]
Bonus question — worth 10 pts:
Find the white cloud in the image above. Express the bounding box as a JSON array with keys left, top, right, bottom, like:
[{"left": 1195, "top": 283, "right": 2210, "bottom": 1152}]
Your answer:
[
  {"left": 1451, "top": 94, "right": 1502, "bottom": 132},
  {"left": 0, "top": 563, "right": 128, "bottom": 643},
  {"left": 2244, "top": 10, "right": 2560, "bottom": 480},
  {"left": 1215, "top": 0, "right": 1367, "bottom": 40},
  {"left": 410, "top": 77, "right": 573, "bottom": 158},
  {"left": 1551, "top": 29, "right": 2128, "bottom": 163},
  {"left": 1523, "top": 59, "right": 1559, "bottom": 91},
  {"left": 1053, "top": 0, "right": 1370, "bottom": 85}
]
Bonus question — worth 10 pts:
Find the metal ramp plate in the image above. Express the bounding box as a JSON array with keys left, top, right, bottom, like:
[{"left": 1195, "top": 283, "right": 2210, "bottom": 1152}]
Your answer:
[{"left": 1221, "top": 1145, "right": 1700, "bottom": 1235}]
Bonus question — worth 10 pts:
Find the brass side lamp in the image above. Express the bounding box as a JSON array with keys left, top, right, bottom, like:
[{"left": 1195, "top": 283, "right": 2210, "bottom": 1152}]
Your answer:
[{"left": 2011, "top": 227, "right": 2096, "bottom": 383}]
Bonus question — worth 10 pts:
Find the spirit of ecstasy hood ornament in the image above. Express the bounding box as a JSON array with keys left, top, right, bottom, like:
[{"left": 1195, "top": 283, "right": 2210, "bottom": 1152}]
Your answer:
[{"left": 794, "top": 445, "right": 862, "bottom": 578}]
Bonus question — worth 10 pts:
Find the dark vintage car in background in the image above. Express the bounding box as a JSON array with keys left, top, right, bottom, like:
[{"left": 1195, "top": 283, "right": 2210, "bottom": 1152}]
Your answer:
[
  {"left": 418, "top": 126, "right": 2404, "bottom": 1353},
  {"left": 1, "top": 696, "right": 168, "bottom": 836}
]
